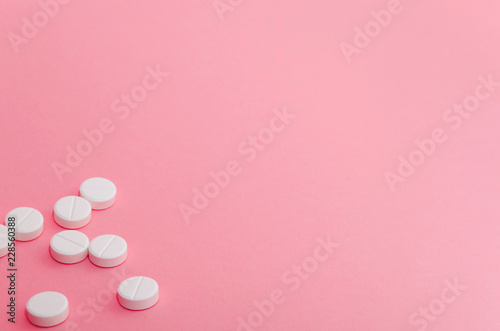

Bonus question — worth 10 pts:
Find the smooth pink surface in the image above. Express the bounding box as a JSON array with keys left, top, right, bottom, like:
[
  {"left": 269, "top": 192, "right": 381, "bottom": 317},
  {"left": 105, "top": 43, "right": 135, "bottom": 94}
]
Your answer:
[{"left": 1, "top": 0, "right": 500, "bottom": 330}]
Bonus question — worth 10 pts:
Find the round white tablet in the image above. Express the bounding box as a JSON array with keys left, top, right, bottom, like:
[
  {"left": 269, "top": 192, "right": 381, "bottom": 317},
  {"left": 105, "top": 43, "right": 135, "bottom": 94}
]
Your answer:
[
  {"left": 89, "top": 234, "right": 127, "bottom": 267},
  {"left": 118, "top": 276, "right": 159, "bottom": 310},
  {"left": 26, "top": 291, "right": 69, "bottom": 327},
  {"left": 0, "top": 225, "right": 8, "bottom": 257},
  {"left": 50, "top": 230, "right": 89, "bottom": 264},
  {"left": 54, "top": 196, "right": 92, "bottom": 229},
  {"left": 4, "top": 207, "right": 43, "bottom": 241},
  {"left": 80, "top": 177, "right": 116, "bottom": 210}
]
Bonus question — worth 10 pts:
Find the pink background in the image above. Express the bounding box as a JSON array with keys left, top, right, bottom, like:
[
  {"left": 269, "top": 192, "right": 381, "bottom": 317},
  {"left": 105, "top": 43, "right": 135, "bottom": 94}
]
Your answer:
[{"left": 1, "top": 0, "right": 500, "bottom": 330}]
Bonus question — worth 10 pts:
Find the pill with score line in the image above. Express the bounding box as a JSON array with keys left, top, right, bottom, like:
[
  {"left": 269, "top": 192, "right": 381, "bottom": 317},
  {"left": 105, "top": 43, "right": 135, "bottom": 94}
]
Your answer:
[
  {"left": 4, "top": 207, "right": 43, "bottom": 241},
  {"left": 54, "top": 196, "right": 92, "bottom": 229},
  {"left": 80, "top": 177, "right": 117, "bottom": 210},
  {"left": 118, "top": 276, "right": 159, "bottom": 310},
  {"left": 89, "top": 234, "right": 127, "bottom": 267},
  {"left": 50, "top": 230, "right": 89, "bottom": 264}
]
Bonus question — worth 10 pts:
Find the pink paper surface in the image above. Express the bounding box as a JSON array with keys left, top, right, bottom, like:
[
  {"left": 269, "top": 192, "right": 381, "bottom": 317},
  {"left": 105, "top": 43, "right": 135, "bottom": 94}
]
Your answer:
[{"left": 1, "top": 0, "right": 500, "bottom": 330}]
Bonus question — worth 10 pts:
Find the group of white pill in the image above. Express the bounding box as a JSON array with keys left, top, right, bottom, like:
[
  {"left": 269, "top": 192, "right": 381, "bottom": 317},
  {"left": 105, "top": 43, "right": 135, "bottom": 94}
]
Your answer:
[{"left": 0, "top": 177, "right": 159, "bottom": 327}]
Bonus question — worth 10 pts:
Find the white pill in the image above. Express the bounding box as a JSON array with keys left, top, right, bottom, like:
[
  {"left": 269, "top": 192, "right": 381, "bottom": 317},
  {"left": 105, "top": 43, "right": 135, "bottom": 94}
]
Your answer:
[
  {"left": 26, "top": 291, "right": 69, "bottom": 327},
  {"left": 50, "top": 230, "right": 89, "bottom": 264},
  {"left": 80, "top": 177, "right": 117, "bottom": 210},
  {"left": 54, "top": 196, "right": 92, "bottom": 229},
  {"left": 4, "top": 207, "right": 43, "bottom": 241},
  {"left": 0, "top": 225, "right": 7, "bottom": 257},
  {"left": 118, "top": 276, "right": 159, "bottom": 310},
  {"left": 89, "top": 234, "right": 127, "bottom": 267}
]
